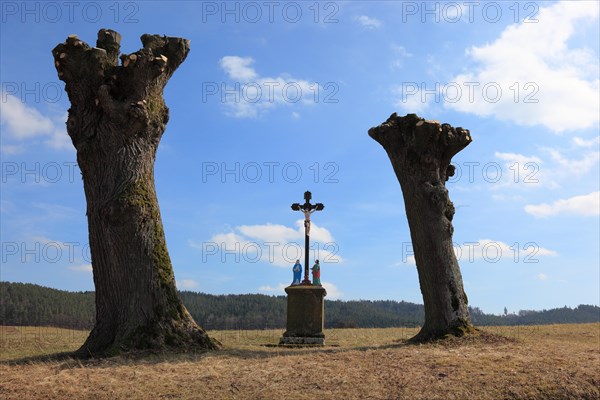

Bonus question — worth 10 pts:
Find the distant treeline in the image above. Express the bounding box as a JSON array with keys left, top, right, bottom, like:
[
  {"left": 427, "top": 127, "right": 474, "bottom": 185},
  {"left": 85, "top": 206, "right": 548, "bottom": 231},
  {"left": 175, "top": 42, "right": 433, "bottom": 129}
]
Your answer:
[{"left": 1, "top": 282, "right": 598, "bottom": 330}]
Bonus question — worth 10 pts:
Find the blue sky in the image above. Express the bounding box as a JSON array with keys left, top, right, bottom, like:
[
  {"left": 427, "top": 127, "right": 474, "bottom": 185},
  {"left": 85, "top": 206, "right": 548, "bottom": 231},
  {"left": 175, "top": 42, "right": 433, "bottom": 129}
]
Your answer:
[{"left": 1, "top": 1, "right": 598, "bottom": 314}]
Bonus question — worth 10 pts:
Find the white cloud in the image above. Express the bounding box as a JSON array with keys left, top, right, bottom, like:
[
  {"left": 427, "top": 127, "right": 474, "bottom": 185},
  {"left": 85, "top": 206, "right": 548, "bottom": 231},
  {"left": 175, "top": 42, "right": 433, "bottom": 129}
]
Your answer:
[
  {"left": 390, "top": 44, "right": 413, "bottom": 70},
  {"left": 0, "top": 94, "right": 71, "bottom": 152},
  {"left": 537, "top": 273, "right": 548, "bottom": 281},
  {"left": 44, "top": 112, "right": 71, "bottom": 150},
  {"left": 492, "top": 147, "right": 599, "bottom": 192},
  {"left": 544, "top": 148, "right": 599, "bottom": 176},
  {"left": 294, "top": 220, "right": 334, "bottom": 243},
  {"left": 217, "top": 56, "right": 324, "bottom": 118},
  {"left": 68, "top": 263, "right": 92, "bottom": 273},
  {"left": 403, "top": 238, "right": 557, "bottom": 265},
  {"left": 238, "top": 223, "right": 300, "bottom": 243},
  {"left": 491, "top": 194, "right": 524, "bottom": 202},
  {"left": 445, "top": 1, "right": 599, "bottom": 132},
  {"left": 356, "top": 15, "right": 382, "bottom": 29},
  {"left": 322, "top": 281, "right": 342, "bottom": 300},
  {"left": 393, "top": 85, "right": 431, "bottom": 114},
  {"left": 219, "top": 56, "right": 258, "bottom": 82},
  {"left": 525, "top": 191, "right": 600, "bottom": 217},
  {"left": 1, "top": 94, "right": 54, "bottom": 138},
  {"left": 572, "top": 136, "right": 600, "bottom": 148},
  {"left": 19, "top": 237, "right": 90, "bottom": 272},
  {"left": 536, "top": 248, "right": 558, "bottom": 257},
  {"left": 177, "top": 279, "right": 199, "bottom": 289},
  {"left": 193, "top": 221, "right": 342, "bottom": 268},
  {"left": 495, "top": 152, "right": 542, "bottom": 165},
  {"left": 493, "top": 151, "right": 546, "bottom": 189},
  {"left": 391, "top": 44, "right": 412, "bottom": 58},
  {"left": 31, "top": 235, "right": 84, "bottom": 251},
  {"left": 259, "top": 283, "right": 287, "bottom": 294},
  {"left": 204, "top": 232, "right": 249, "bottom": 248},
  {"left": 442, "top": 2, "right": 470, "bottom": 22},
  {"left": 0, "top": 144, "right": 24, "bottom": 155},
  {"left": 238, "top": 220, "right": 334, "bottom": 247},
  {"left": 455, "top": 239, "right": 558, "bottom": 261}
]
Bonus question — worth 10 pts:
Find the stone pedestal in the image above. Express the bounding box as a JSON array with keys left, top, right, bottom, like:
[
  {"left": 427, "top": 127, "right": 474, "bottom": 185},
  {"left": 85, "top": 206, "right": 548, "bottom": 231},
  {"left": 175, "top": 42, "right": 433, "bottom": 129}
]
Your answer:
[{"left": 279, "top": 285, "right": 327, "bottom": 345}]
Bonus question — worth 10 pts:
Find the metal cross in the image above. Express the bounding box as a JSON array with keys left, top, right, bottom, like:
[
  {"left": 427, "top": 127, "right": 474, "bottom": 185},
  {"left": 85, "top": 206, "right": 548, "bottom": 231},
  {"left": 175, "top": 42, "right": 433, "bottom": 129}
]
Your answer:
[{"left": 291, "top": 191, "right": 324, "bottom": 284}]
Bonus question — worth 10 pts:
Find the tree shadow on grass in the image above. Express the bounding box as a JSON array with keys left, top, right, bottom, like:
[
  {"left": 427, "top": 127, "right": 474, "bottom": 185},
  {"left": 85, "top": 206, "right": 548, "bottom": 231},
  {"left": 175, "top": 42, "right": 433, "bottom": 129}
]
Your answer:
[
  {"left": 2, "top": 330, "right": 518, "bottom": 369},
  {"left": 1, "top": 346, "right": 312, "bottom": 368},
  {"left": 2, "top": 351, "right": 78, "bottom": 365}
]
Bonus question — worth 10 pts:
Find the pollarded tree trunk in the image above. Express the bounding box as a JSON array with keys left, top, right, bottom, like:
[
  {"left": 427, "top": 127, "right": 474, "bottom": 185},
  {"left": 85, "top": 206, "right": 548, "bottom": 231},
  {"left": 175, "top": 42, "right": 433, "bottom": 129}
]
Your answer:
[
  {"left": 368, "top": 113, "right": 475, "bottom": 341},
  {"left": 52, "top": 29, "right": 220, "bottom": 356}
]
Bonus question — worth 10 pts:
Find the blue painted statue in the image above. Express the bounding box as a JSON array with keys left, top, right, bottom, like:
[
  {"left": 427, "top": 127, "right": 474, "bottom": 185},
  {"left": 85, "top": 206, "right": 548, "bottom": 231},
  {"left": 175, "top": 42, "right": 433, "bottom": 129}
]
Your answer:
[{"left": 292, "top": 259, "right": 302, "bottom": 285}]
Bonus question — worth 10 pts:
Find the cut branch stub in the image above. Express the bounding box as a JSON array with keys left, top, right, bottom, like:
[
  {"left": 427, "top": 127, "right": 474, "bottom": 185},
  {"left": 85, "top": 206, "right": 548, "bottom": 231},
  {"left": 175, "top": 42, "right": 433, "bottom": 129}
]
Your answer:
[
  {"left": 53, "top": 30, "right": 189, "bottom": 86},
  {"left": 96, "top": 29, "right": 121, "bottom": 66},
  {"left": 52, "top": 29, "right": 191, "bottom": 149},
  {"left": 141, "top": 33, "right": 191, "bottom": 74}
]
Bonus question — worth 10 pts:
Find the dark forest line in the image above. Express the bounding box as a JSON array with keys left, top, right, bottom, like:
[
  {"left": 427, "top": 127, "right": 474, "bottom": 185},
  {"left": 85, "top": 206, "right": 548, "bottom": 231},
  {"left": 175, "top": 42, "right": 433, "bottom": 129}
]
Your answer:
[{"left": 1, "top": 282, "right": 598, "bottom": 330}]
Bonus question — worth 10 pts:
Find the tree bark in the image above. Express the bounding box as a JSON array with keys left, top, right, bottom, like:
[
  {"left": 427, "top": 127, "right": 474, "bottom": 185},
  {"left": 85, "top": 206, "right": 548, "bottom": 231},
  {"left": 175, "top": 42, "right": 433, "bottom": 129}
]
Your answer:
[
  {"left": 52, "top": 29, "right": 220, "bottom": 356},
  {"left": 368, "top": 113, "right": 475, "bottom": 341}
]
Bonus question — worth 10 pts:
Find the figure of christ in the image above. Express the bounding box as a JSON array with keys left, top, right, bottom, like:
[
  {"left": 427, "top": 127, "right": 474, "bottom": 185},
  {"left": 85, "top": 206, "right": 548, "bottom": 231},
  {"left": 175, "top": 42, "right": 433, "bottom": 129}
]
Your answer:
[{"left": 303, "top": 207, "right": 317, "bottom": 236}]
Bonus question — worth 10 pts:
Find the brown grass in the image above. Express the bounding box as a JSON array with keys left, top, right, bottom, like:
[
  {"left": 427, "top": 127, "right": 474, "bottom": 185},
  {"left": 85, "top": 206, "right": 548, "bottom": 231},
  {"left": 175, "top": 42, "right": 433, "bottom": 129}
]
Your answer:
[{"left": 1, "top": 324, "right": 598, "bottom": 399}]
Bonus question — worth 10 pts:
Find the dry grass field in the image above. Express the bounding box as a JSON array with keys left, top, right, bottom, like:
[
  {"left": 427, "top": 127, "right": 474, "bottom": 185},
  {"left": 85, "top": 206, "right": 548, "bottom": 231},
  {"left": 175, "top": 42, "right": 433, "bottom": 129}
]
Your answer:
[{"left": 1, "top": 323, "right": 598, "bottom": 399}]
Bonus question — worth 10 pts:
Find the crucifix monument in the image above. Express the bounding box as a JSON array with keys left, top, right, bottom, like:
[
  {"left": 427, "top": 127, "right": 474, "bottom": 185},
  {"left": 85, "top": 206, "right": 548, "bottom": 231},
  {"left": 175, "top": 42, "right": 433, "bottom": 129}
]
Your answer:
[
  {"left": 291, "top": 191, "right": 324, "bottom": 285},
  {"left": 280, "top": 191, "right": 327, "bottom": 345}
]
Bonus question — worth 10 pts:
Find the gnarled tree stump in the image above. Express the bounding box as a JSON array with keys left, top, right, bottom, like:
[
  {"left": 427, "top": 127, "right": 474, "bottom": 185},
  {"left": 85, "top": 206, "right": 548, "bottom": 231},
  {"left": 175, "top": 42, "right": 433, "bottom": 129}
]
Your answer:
[
  {"left": 53, "top": 29, "right": 220, "bottom": 356},
  {"left": 369, "top": 113, "right": 475, "bottom": 341}
]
